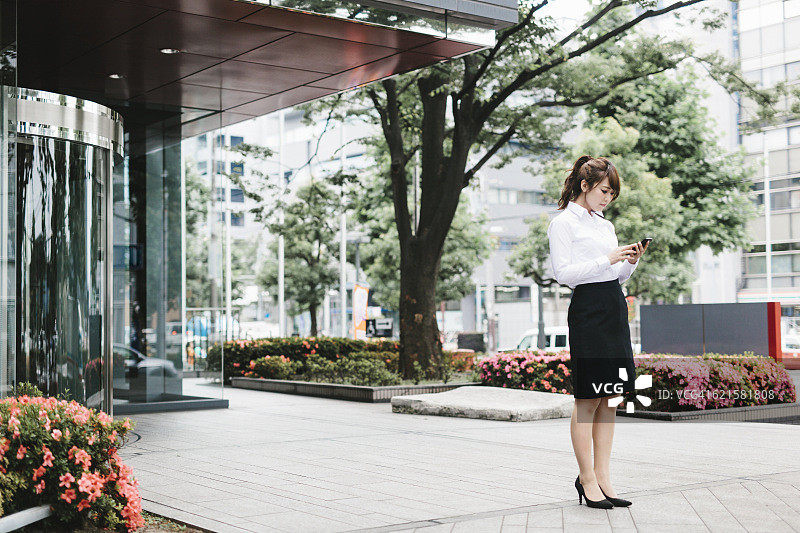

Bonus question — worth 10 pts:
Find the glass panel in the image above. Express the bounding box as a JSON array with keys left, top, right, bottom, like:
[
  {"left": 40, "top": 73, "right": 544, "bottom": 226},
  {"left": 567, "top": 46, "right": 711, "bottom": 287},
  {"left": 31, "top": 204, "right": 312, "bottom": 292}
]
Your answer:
[
  {"left": 745, "top": 277, "right": 767, "bottom": 288},
  {"left": 766, "top": 129, "right": 787, "bottom": 150},
  {"left": 789, "top": 147, "right": 800, "bottom": 173},
  {"left": 788, "top": 61, "right": 800, "bottom": 80},
  {"left": 0, "top": 0, "right": 16, "bottom": 398},
  {"left": 739, "top": 7, "right": 761, "bottom": 31},
  {"left": 763, "top": 65, "right": 786, "bottom": 86},
  {"left": 742, "top": 132, "right": 763, "bottom": 152},
  {"left": 773, "top": 254, "right": 793, "bottom": 273},
  {"left": 17, "top": 137, "right": 106, "bottom": 406},
  {"left": 739, "top": 29, "right": 761, "bottom": 58},
  {"left": 786, "top": 18, "right": 800, "bottom": 48},
  {"left": 769, "top": 148, "right": 788, "bottom": 175},
  {"left": 787, "top": 0, "right": 800, "bottom": 18},
  {"left": 762, "top": 23, "right": 784, "bottom": 54},
  {"left": 748, "top": 255, "right": 767, "bottom": 274},
  {"left": 772, "top": 190, "right": 790, "bottom": 209},
  {"left": 773, "top": 276, "right": 793, "bottom": 287}
]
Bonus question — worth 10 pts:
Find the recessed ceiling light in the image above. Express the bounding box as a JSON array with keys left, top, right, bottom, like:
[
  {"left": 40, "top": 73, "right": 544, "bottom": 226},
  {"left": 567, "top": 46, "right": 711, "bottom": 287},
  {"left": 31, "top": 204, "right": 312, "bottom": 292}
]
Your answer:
[
  {"left": 108, "top": 73, "right": 125, "bottom": 79},
  {"left": 160, "top": 48, "right": 183, "bottom": 55}
]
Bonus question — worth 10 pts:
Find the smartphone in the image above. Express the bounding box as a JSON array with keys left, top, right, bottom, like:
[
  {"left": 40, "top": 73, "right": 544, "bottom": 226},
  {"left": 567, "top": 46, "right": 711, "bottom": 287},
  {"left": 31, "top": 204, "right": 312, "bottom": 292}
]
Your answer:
[{"left": 640, "top": 237, "right": 653, "bottom": 247}]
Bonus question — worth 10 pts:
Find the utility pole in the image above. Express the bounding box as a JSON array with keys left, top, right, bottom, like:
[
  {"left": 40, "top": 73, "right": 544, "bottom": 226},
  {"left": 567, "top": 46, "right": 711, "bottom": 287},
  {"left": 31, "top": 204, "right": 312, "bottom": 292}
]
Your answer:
[
  {"left": 278, "top": 110, "right": 286, "bottom": 337},
  {"left": 339, "top": 121, "right": 347, "bottom": 338}
]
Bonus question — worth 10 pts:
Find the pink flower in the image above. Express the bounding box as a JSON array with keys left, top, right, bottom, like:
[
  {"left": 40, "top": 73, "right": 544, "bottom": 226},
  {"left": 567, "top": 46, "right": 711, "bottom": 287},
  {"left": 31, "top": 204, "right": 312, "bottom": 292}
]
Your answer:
[
  {"left": 32, "top": 466, "right": 46, "bottom": 480},
  {"left": 60, "top": 488, "right": 77, "bottom": 503},
  {"left": 76, "top": 499, "right": 91, "bottom": 511},
  {"left": 16, "top": 445, "right": 27, "bottom": 459},
  {"left": 34, "top": 480, "right": 45, "bottom": 494},
  {"left": 59, "top": 473, "right": 75, "bottom": 488},
  {"left": 51, "top": 429, "right": 62, "bottom": 441},
  {"left": 42, "top": 446, "right": 55, "bottom": 467}
]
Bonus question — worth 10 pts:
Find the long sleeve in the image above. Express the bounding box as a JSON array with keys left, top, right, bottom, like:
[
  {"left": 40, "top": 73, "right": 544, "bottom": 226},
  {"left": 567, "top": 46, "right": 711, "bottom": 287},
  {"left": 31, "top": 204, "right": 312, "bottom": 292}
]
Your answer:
[
  {"left": 616, "top": 256, "right": 638, "bottom": 284},
  {"left": 548, "top": 217, "right": 611, "bottom": 288}
]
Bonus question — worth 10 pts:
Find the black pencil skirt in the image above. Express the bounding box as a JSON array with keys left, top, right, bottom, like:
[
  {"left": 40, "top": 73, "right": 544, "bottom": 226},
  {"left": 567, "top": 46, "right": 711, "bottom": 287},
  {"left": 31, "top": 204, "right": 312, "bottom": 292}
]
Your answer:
[{"left": 567, "top": 279, "right": 636, "bottom": 399}]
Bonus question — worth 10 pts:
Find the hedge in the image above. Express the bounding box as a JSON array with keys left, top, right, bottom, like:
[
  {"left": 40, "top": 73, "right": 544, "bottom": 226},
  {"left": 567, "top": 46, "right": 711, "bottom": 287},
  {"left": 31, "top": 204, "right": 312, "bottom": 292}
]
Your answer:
[{"left": 479, "top": 351, "right": 797, "bottom": 412}]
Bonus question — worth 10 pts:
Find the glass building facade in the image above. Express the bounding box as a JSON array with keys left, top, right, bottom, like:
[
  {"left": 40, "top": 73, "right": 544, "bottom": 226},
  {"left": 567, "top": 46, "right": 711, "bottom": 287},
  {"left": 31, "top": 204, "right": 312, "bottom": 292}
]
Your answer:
[
  {"left": 0, "top": 0, "right": 512, "bottom": 412},
  {"left": 738, "top": 0, "right": 800, "bottom": 304}
]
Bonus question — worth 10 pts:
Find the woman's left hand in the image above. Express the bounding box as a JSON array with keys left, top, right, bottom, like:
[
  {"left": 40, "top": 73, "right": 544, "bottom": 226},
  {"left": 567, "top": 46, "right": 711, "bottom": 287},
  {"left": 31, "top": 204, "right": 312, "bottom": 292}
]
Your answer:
[{"left": 627, "top": 241, "right": 647, "bottom": 264}]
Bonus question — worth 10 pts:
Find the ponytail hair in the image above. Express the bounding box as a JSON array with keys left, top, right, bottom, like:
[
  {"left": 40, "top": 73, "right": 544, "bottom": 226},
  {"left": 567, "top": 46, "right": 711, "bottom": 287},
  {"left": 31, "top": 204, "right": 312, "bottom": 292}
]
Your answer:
[{"left": 557, "top": 155, "right": 621, "bottom": 210}]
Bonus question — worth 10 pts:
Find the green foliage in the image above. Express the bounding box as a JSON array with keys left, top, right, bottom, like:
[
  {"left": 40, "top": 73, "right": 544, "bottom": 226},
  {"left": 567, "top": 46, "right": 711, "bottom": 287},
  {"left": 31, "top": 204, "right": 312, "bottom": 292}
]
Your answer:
[
  {"left": 184, "top": 158, "right": 259, "bottom": 308},
  {"left": 636, "top": 353, "right": 796, "bottom": 411},
  {"left": 11, "top": 382, "right": 43, "bottom": 398},
  {"left": 0, "top": 397, "right": 142, "bottom": 530},
  {"left": 540, "top": 118, "right": 694, "bottom": 301},
  {"left": 589, "top": 68, "right": 758, "bottom": 255},
  {"left": 356, "top": 185, "right": 491, "bottom": 310},
  {"left": 299, "top": 1, "right": 789, "bottom": 374},
  {"left": 252, "top": 356, "right": 296, "bottom": 380},
  {"left": 256, "top": 180, "right": 341, "bottom": 335},
  {"left": 302, "top": 352, "right": 402, "bottom": 387},
  {"left": 206, "top": 337, "right": 400, "bottom": 379}
]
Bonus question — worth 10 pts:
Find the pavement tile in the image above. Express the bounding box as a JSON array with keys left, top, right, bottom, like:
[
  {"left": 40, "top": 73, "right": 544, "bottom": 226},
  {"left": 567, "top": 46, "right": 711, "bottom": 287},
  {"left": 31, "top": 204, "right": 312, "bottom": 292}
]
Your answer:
[
  {"left": 451, "top": 516, "right": 504, "bottom": 532},
  {"left": 501, "top": 513, "right": 528, "bottom": 527},
  {"left": 524, "top": 509, "right": 562, "bottom": 528},
  {"left": 127, "top": 380, "right": 800, "bottom": 533}
]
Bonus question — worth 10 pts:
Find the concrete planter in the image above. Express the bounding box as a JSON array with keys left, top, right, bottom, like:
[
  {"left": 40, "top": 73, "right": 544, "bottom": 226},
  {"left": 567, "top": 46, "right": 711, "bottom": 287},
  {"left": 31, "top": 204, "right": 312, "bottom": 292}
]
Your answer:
[
  {"left": 231, "top": 377, "right": 480, "bottom": 403},
  {"left": 618, "top": 401, "right": 800, "bottom": 421},
  {"left": 0, "top": 504, "right": 52, "bottom": 531}
]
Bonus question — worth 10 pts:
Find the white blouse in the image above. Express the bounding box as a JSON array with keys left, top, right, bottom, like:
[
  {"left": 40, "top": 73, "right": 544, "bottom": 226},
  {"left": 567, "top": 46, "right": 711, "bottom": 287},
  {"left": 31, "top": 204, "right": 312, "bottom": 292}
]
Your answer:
[{"left": 547, "top": 201, "right": 638, "bottom": 289}]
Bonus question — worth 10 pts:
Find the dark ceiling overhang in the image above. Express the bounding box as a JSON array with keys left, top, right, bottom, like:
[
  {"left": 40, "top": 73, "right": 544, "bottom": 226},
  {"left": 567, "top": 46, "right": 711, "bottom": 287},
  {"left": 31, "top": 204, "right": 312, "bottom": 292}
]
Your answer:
[{"left": 18, "top": 0, "right": 494, "bottom": 138}]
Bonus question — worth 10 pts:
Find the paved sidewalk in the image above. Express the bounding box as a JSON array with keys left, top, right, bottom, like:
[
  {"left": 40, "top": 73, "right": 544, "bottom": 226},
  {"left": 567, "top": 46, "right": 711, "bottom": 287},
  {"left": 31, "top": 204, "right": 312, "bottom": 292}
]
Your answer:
[{"left": 119, "top": 379, "right": 800, "bottom": 533}]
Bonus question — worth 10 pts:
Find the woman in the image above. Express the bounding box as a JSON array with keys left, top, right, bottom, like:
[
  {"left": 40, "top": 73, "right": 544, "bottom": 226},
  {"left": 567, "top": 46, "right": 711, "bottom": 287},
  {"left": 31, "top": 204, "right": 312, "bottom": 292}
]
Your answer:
[{"left": 547, "top": 155, "right": 648, "bottom": 509}]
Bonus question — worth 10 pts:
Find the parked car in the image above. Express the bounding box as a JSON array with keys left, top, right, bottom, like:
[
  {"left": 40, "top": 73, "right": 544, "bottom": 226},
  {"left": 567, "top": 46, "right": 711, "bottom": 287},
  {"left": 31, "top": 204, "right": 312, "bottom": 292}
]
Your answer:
[{"left": 501, "top": 327, "right": 570, "bottom": 352}]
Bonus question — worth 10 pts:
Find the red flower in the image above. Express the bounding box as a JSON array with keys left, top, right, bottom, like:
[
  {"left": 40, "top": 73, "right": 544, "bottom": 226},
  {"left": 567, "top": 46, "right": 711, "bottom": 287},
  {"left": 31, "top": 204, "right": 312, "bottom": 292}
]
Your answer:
[
  {"left": 76, "top": 499, "right": 91, "bottom": 511},
  {"left": 60, "top": 488, "right": 77, "bottom": 503}
]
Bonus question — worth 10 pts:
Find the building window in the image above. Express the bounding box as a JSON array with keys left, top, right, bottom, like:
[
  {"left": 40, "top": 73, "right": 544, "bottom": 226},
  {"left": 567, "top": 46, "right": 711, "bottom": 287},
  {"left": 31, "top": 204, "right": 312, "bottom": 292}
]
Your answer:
[
  {"left": 197, "top": 134, "right": 207, "bottom": 149},
  {"left": 197, "top": 160, "right": 208, "bottom": 175},
  {"left": 746, "top": 256, "right": 766, "bottom": 274},
  {"left": 215, "top": 160, "right": 226, "bottom": 174},
  {"left": 230, "top": 162, "right": 244, "bottom": 176},
  {"left": 739, "top": 29, "right": 760, "bottom": 59},
  {"left": 230, "top": 136, "right": 244, "bottom": 147},
  {"left": 231, "top": 213, "right": 245, "bottom": 227}
]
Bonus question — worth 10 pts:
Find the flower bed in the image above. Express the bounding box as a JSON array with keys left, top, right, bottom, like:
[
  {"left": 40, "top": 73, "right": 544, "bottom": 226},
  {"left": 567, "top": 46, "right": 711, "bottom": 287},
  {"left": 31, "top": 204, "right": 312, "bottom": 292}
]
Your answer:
[
  {"left": 209, "top": 337, "right": 477, "bottom": 386},
  {"left": 479, "top": 351, "right": 797, "bottom": 411},
  {"left": 479, "top": 350, "right": 573, "bottom": 394},
  {"left": 0, "top": 392, "right": 143, "bottom": 531},
  {"left": 207, "top": 337, "right": 400, "bottom": 381}
]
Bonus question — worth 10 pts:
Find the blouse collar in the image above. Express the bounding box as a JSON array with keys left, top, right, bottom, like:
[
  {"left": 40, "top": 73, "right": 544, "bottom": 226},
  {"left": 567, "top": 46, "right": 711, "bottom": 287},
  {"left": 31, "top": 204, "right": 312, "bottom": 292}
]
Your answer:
[{"left": 567, "top": 201, "right": 604, "bottom": 219}]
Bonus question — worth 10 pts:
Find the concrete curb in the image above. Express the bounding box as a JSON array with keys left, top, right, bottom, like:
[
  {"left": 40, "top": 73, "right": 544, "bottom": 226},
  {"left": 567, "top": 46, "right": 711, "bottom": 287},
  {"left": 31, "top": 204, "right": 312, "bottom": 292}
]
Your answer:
[{"left": 231, "top": 377, "right": 480, "bottom": 402}]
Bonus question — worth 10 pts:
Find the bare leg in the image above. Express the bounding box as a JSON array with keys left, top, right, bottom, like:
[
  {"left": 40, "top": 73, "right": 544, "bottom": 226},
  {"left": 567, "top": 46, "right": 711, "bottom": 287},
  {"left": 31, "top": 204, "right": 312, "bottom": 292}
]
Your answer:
[
  {"left": 571, "top": 398, "right": 604, "bottom": 501},
  {"left": 593, "top": 395, "right": 619, "bottom": 498}
]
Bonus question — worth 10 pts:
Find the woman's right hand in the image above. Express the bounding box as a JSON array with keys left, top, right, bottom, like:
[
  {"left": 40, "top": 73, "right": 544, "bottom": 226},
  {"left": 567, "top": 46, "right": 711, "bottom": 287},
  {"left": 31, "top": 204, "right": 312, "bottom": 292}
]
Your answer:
[{"left": 607, "top": 244, "right": 636, "bottom": 265}]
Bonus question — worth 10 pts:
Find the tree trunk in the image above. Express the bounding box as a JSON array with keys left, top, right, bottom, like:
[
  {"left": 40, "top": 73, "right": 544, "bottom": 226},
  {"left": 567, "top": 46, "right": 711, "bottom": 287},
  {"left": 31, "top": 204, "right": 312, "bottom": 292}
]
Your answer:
[
  {"left": 309, "top": 301, "right": 318, "bottom": 337},
  {"left": 399, "top": 243, "right": 442, "bottom": 379}
]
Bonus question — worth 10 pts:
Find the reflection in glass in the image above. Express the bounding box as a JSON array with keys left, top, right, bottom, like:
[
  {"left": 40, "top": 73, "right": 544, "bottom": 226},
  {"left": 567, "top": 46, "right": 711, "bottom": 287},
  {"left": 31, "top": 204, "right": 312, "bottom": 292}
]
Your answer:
[{"left": 17, "top": 136, "right": 105, "bottom": 406}]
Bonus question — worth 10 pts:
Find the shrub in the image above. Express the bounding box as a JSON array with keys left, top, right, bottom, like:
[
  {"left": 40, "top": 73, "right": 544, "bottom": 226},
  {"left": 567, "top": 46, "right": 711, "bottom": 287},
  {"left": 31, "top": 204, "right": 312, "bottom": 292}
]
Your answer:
[
  {"left": 207, "top": 337, "right": 400, "bottom": 381},
  {"left": 300, "top": 352, "right": 401, "bottom": 386},
  {"left": 636, "top": 353, "right": 797, "bottom": 411},
  {"left": 249, "top": 355, "right": 296, "bottom": 380},
  {"left": 479, "top": 351, "right": 572, "bottom": 394},
  {"left": 0, "top": 393, "right": 143, "bottom": 531}
]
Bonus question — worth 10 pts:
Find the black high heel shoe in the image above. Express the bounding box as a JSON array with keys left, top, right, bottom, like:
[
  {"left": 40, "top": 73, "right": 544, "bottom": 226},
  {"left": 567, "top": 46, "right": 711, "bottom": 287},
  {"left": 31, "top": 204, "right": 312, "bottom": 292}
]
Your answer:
[
  {"left": 599, "top": 486, "right": 632, "bottom": 507},
  {"left": 575, "top": 475, "right": 613, "bottom": 509}
]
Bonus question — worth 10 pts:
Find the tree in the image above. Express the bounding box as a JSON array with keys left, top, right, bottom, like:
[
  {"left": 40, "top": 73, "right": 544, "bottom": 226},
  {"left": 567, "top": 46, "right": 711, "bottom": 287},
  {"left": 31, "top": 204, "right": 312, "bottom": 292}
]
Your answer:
[
  {"left": 540, "top": 118, "right": 694, "bottom": 302},
  {"left": 304, "top": 1, "right": 786, "bottom": 378},
  {"left": 184, "top": 159, "right": 260, "bottom": 309},
  {"left": 256, "top": 180, "right": 340, "bottom": 336},
  {"left": 358, "top": 193, "right": 491, "bottom": 311},
  {"left": 588, "top": 68, "right": 757, "bottom": 255}
]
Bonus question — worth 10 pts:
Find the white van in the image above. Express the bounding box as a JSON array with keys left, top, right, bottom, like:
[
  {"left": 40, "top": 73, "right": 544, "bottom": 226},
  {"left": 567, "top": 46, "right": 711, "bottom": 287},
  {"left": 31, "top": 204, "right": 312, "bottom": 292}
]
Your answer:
[{"left": 503, "top": 327, "right": 570, "bottom": 352}]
